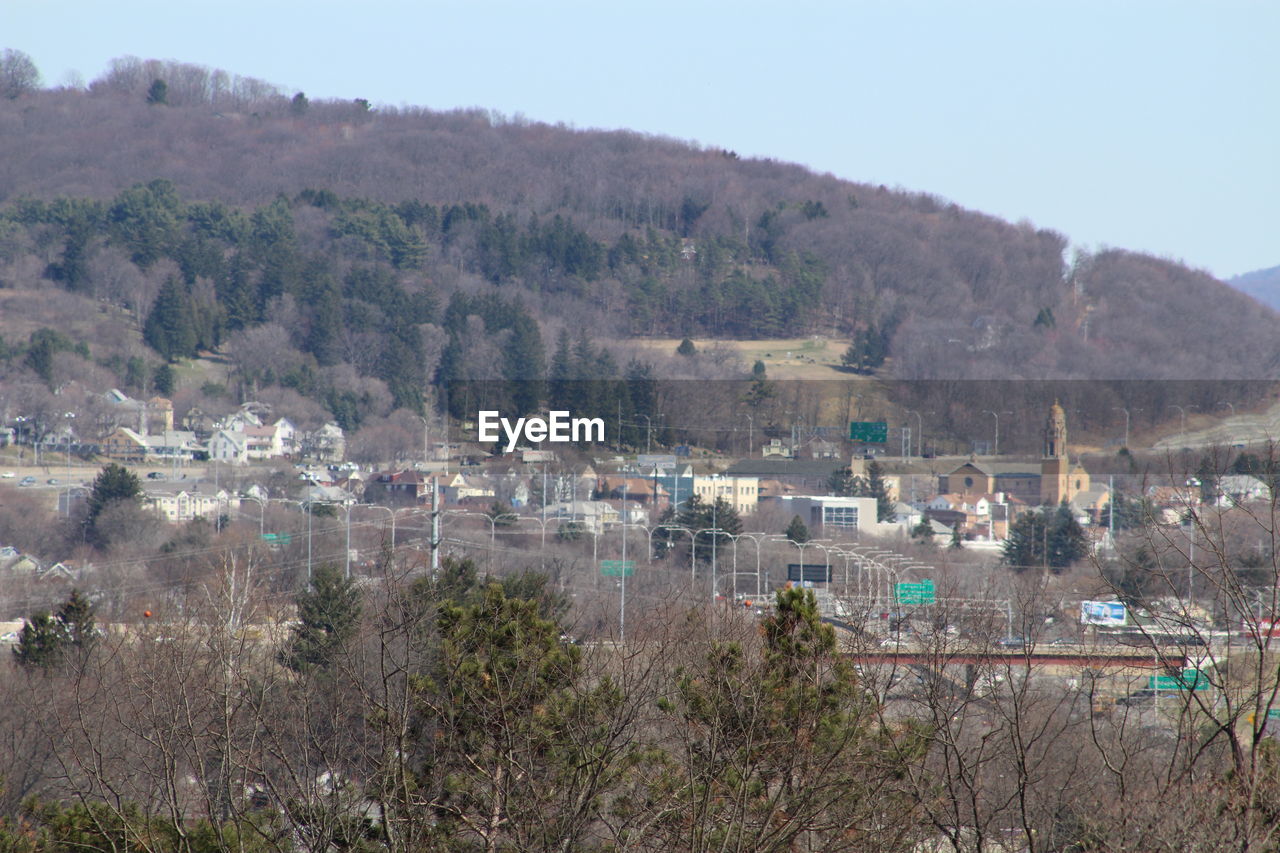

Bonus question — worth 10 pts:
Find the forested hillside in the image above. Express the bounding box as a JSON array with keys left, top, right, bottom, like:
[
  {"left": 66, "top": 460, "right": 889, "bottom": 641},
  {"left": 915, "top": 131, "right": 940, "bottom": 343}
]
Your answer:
[{"left": 1, "top": 53, "right": 1276, "bottom": 434}]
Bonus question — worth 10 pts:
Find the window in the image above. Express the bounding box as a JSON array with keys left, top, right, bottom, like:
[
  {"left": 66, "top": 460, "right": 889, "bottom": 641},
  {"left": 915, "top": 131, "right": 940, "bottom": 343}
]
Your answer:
[
  {"left": 823, "top": 505, "right": 859, "bottom": 529},
  {"left": 964, "top": 476, "right": 974, "bottom": 488}
]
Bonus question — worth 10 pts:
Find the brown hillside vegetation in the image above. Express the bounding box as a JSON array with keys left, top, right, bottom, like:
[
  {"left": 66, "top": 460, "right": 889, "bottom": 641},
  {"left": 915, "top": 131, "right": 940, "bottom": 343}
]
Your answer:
[{"left": 0, "top": 55, "right": 1275, "bottom": 386}]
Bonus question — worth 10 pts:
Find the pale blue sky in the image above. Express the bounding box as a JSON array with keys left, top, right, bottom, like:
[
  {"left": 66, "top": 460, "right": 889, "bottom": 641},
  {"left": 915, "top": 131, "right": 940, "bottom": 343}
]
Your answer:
[{"left": 6, "top": 0, "right": 1277, "bottom": 278}]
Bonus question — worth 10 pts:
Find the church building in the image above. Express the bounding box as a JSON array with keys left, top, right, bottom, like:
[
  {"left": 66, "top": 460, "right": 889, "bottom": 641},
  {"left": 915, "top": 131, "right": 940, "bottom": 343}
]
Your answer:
[{"left": 940, "top": 401, "right": 1107, "bottom": 514}]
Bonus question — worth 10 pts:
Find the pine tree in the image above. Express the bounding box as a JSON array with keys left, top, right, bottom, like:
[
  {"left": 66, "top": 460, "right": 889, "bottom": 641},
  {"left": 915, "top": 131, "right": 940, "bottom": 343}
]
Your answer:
[
  {"left": 547, "top": 329, "right": 573, "bottom": 411},
  {"left": 13, "top": 611, "right": 65, "bottom": 670},
  {"left": 56, "top": 588, "right": 97, "bottom": 651},
  {"left": 13, "top": 590, "right": 97, "bottom": 670},
  {"left": 146, "top": 78, "right": 168, "bottom": 105},
  {"left": 503, "top": 313, "right": 545, "bottom": 415},
  {"left": 143, "top": 278, "right": 198, "bottom": 361},
  {"left": 677, "top": 494, "right": 742, "bottom": 557},
  {"left": 784, "top": 514, "right": 810, "bottom": 543},
  {"left": 1003, "top": 510, "right": 1047, "bottom": 572},
  {"left": 411, "top": 582, "right": 626, "bottom": 850},
  {"left": 865, "top": 460, "right": 896, "bottom": 522},
  {"left": 280, "top": 564, "right": 363, "bottom": 673},
  {"left": 1046, "top": 502, "right": 1088, "bottom": 572},
  {"left": 827, "top": 466, "right": 860, "bottom": 497},
  {"left": 676, "top": 337, "right": 696, "bottom": 356},
  {"left": 85, "top": 463, "right": 143, "bottom": 546},
  {"left": 654, "top": 588, "right": 924, "bottom": 849}
]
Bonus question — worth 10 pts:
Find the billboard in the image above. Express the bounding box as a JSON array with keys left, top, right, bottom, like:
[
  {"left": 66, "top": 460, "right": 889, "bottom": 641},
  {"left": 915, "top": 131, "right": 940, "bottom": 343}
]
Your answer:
[
  {"left": 787, "top": 563, "right": 832, "bottom": 583},
  {"left": 1081, "top": 600, "right": 1127, "bottom": 627}
]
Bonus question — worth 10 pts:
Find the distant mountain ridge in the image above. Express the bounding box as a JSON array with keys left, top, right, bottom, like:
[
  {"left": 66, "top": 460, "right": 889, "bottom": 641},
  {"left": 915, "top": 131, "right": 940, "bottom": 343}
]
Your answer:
[{"left": 1229, "top": 265, "right": 1280, "bottom": 311}]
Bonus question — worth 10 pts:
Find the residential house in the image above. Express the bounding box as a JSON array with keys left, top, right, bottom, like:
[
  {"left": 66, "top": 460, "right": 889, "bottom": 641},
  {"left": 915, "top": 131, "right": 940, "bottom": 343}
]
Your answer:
[
  {"left": 208, "top": 430, "right": 249, "bottom": 464},
  {"left": 102, "top": 426, "right": 149, "bottom": 462},
  {"left": 598, "top": 476, "right": 669, "bottom": 508},
  {"left": 542, "top": 500, "right": 619, "bottom": 534},
  {"left": 145, "top": 430, "right": 202, "bottom": 461},
  {"left": 1218, "top": 474, "right": 1272, "bottom": 505},
  {"left": 302, "top": 422, "right": 346, "bottom": 463}
]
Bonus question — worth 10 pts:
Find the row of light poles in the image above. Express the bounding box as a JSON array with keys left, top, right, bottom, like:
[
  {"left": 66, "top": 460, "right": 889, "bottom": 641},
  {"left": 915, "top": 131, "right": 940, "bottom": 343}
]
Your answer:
[{"left": 233, "top": 494, "right": 943, "bottom": 632}]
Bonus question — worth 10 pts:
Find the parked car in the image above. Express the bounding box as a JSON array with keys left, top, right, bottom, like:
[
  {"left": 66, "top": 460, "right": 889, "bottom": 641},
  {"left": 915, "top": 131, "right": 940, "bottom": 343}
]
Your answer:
[{"left": 147, "top": 472, "right": 166, "bottom": 480}]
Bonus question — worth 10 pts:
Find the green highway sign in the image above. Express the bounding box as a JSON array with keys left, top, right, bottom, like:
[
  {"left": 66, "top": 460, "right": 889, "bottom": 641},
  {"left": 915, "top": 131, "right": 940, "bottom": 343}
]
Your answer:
[
  {"left": 895, "top": 580, "right": 935, "bottom": 605},
  {"left": 600, "top": 560, "right": 635, "bottom": 577},
  {"left": 1149, "top": 669, "right": 1208, "bottom": 691},
  {"left": 261, "top": 532, "right": 293, "bottom": 546},
  {"left": 849, "top": 421, "right": 889, "bottom": 443}
]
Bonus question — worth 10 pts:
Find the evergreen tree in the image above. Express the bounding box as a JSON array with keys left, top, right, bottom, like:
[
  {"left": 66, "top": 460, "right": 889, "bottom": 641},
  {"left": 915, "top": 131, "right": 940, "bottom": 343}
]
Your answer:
[
  {"left": 865, "top": 460, "right": 896, "bottom": 522},
  {"left": 949, "top": 525, "right": 964, "bottom": 550},
  {"left": 13, "top": 589, "right": 97, "bottom": 670},
  {"left": 911, "top": 518, "right": 936, "bottom": 545},
  {"left": 654, "top": 588, "right": 923, "bottom": 849},
  {"left": 56, "top": 588, "right": 97, "bottom": 651},
  {"left": 146, "top": 78, "right": 168, "bottom": 105},
  {"left": 840, "top": 325, "right": 889, "bottom": 374},
  {"left": 290, "top": 91, "right": 309, "bottom": 115},
  {"left": 784, "top": 515, "right": 810, "bottom": 543},
  {"left": 827, "top": 466, "right": 860, "bottom": 497},
  {"left": 280, "top": 564, "right": 363, "bottom": 673},
  {"left": 410, "top": 583, "right": 626, "bottom": 850},
  {"left": 676, "top": 337, "right": 696, "bottom": 356},
  {"left": 1046, "top": 502, "right": 1088, "bottom": 570},
  {"left": 153, "top": 362, "right": 175, "bottom": 396},
  {"left": 503, "top": 313, "right": 545, "bottom": 415},
  {"left": 676, "top": 494, "right": 742, "bottom": 556},
  {"left": 1003, "top": 505, "right": 1087, "bottom": 573},
  {"left": 143, "top": 278, "right": 198, "bottom": 361},
  {"left": 12, "top": 611, "right": 65, "bottom": 670},
  {"left": 1003, "top": 510, "right": 1047, "bottom": 572},
  {"left": 85, "top": 463, "right": 143, "bottom": 546},
  {"left": 547, "top": 329, "right": 573, "bottom": 411}
]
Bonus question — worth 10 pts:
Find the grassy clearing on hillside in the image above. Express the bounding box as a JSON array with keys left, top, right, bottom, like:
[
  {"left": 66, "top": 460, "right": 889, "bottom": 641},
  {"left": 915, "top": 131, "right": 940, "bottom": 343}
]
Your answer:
[{"left": 628, "top": 336, "right": 859, "bottom": 379}]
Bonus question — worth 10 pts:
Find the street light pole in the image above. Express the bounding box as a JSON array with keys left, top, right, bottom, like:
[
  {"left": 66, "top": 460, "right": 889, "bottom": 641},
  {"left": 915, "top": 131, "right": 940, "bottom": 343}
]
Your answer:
[
  {"left": 905, "top": 410, "right": 930, "bottom": 457},
  {"left": 1169, "top": 405, "right": 1195, "bottom": 444},
  {"left": 983, "top": 410, "right": 1000, "bottom": 456},
  {"left": 1112, "top": 407, "right": 1136, "bottom": 450}
]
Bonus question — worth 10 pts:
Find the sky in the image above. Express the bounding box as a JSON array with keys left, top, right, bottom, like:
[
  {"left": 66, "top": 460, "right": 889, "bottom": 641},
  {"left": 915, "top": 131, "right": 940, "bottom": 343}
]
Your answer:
[{"left": 5, "top": 0, "right": 1277, "bottom": 279}]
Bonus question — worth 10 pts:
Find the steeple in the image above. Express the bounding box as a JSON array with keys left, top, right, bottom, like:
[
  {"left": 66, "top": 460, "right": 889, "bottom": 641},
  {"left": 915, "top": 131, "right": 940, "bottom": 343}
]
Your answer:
[{"left": 1044, "top": 400, "right": 1067, "bottom": 459}]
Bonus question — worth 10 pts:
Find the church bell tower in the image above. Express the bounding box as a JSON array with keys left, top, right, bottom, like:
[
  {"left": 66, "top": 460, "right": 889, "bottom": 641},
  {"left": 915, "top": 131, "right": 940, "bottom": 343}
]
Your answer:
[{"left": 1040, "top": 401, "right": 1069, "bottom": 505}]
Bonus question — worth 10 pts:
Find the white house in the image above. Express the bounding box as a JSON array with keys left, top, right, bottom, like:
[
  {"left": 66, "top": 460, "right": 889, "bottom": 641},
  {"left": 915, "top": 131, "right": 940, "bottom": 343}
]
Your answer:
[{"left": 208, "top": 430, "right": 249, "bottom": 464}]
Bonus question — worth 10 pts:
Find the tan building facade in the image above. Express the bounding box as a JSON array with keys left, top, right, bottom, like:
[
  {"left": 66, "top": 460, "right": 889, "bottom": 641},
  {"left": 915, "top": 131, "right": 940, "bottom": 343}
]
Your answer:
[{"left": 692, "top": 474, "right": 760, "bottom": 516}]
